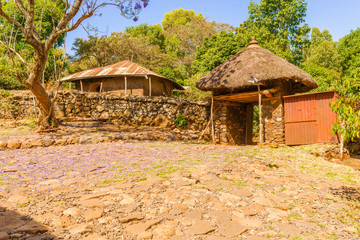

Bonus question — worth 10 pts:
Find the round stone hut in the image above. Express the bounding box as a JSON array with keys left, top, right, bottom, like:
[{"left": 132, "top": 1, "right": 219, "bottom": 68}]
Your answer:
[
  {"left": 196, "top": 38, "right": 318, "bottom": 145},
  {"left": 61, "top": 60, "right": 184, "bottom": 96}
]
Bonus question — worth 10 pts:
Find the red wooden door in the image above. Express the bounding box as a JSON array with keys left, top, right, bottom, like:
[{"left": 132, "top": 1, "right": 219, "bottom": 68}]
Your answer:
[
  {"left": 315, "top": 92, "right": 338, "bottom": 143},
  {"left": 284, "top": 94, "right": 317, "bottom": 145},
  {"left": 284, "top": 91, "right": 338, "bottom": 145}
]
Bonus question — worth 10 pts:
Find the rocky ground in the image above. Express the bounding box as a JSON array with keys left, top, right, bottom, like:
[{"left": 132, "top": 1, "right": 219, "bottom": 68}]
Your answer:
[
  {"left": 0, "top": 140, "right": 360, "bottom": 240},
  {"left": 0, "top": 121, "right": 204, "bottom": 151}
]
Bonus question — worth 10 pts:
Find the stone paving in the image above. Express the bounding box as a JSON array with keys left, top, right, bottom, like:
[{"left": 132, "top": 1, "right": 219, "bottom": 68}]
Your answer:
[{"left": 0, "top": 141, "right": 360, "bottom": 239}]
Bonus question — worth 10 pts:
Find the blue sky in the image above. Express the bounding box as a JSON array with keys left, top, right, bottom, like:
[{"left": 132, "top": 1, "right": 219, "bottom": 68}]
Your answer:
[{"left": 65, "top": 0, "right": 360, "bottom": 55}]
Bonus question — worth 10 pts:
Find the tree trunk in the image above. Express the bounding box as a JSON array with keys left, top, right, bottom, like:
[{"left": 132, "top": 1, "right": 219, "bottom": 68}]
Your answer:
[
  {"left": 339, "top": 121, "right": 345, "bottom": 160},
  {"left": 26, "top": 53, "right": 58, "bottom": 129},
  {"left": 340, "top": 133, "right": 344, "bottom": 160}
]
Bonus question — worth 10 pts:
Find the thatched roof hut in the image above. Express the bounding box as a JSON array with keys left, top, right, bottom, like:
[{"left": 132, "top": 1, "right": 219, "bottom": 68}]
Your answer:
[{"left": 196, "top": 38, "right": 318, "bottom": 96}]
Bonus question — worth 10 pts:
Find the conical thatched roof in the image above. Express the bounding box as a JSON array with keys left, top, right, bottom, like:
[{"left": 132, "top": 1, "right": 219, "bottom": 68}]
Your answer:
[{"left": 196, "top": 38, "right": 318, "bottom": 95}]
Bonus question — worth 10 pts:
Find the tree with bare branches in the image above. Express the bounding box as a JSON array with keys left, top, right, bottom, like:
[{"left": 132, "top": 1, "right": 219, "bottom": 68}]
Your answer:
[{"left": 0, "top": 0, "right": 149, "bottom": 128}]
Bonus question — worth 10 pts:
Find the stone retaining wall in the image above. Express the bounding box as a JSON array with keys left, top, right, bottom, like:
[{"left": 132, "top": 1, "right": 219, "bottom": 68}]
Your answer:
[
  {"left": 1, "top": 90, "right": 211, "bottom": 131},
  {"left": 347, "top": 139, "right": 360, "bottom": 156},
  {"left": 0, "top": 91, "right": 39, "bottom": 120}
]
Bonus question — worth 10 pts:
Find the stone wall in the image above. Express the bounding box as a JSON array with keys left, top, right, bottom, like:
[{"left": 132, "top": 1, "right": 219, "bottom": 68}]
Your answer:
[
  {"left": 213, "top": 103, "right": 247, "bottom": 144},
  {"left": 56, "top": 91, "right": 210, "bottom": 130},
  {"left": 347, "top": 139, "right": 360, "bottom": 156},
  {"left": 0, "top": 90, "right": 210, "bottom": 131},
  {"left": 0, "top": 91, "right": 38, "bottom": 120},
  {"left": 263, "top": 98, "right": 285, "bottom": 144}
]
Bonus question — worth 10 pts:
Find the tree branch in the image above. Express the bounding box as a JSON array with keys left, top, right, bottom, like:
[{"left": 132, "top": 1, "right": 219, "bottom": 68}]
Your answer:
[
  {"left": 0, "top": 40, "right": 31, "bottom": 73},
  {"left": 0, "top": 2, "right": 25, "bottom": 32},
  {"left": 13, "top": 0, "right": 28, "bottom": 16}
]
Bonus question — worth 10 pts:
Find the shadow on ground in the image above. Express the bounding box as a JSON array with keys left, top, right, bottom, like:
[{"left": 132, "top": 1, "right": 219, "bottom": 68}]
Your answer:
[{"left": 0, "top": 206, "right": 55, "bottom": 240}]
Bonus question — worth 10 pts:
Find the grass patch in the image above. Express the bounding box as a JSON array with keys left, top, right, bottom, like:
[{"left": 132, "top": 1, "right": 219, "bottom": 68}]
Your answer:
[{"left": 287, "top": 213, "right": 303, "bottom": 221}]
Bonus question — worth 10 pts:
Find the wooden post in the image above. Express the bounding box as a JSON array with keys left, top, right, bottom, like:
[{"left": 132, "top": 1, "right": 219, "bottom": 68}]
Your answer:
[
  {"left": 80, "top": 80, "right": 83, "bottom": 92},
  {"left": 149, "top": 76, "right": 152, "bottom": 96},
  {"left": 100, "top": 81, "right": 103, "bottom": 93},
  {"left": 124, "top": 76, "right": 128, "bottom": 95},
  {"left": 258, "top": 84, "right": 263, "bottom": 143},
  {"left": 211, "top": 95, "right": 215, "bottom": 143}
]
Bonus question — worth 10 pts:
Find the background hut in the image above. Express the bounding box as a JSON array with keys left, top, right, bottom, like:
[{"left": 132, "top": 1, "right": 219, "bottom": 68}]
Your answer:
[
  {"left": 61, "top": 60, "right": 184, "bottom": 96},
  {"left": 196, "top": 38, "right": 318, "bottom": 145}
]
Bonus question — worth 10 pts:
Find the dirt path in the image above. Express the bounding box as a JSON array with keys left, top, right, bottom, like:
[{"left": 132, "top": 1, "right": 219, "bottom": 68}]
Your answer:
[{"left": 0, "top": 141, "right": 359, "bottom": 239}]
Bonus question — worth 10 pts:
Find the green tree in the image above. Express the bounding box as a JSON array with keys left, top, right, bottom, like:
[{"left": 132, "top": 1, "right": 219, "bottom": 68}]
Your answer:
[
  {"left": 125, "top": 23, "right": 165, "bottom": 49},
  {"left": 246, "top": 0, "right": 310, "bottom": 64},
  {"left": 162, "top": 8, "right": 218, "bottom": 58},
  {"left": 192, "top": 31, "right": 242, "bottom": 73},
  {"left": 330, "top": 28, "right": 360, "bottom": 158},
  {"left": 302, "top": 27, "right": 341, "bottom": 91},
  {"left": 338, "top": 28, "right": 360, "bottom": 78}
]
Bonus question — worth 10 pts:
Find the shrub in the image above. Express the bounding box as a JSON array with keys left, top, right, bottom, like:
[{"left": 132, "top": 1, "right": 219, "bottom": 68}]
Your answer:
[{"left": 174, "top": 114, "right": 187, "bottom": 128}]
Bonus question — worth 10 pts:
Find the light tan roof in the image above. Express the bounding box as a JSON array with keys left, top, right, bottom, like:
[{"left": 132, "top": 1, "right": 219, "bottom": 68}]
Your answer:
[
  {"left": 196, "top": 38, "right": 318, "bottom": 94},
  {"left": 61, "top": 60, "right": 184, "bottom": 90}
]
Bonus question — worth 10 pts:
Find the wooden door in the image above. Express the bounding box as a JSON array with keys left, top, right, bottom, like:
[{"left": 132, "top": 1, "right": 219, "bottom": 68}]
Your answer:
[{"left": 284, "top": 94, "right": 317, "bottom": 145}]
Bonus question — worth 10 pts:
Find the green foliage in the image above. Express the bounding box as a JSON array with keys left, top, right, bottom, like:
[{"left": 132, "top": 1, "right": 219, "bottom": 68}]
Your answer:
[
  {"left": 302, "top": 62, "right": 341, "bottom": 92},
  {"left": 174, "top": 114, "right": 187, "bottom": 128},
  {"left": 0, "top": 0, "right": 66, "bottom": 89},
  {"left": 0, "top": 90, "right": 12, "bottom": 98},
  {"left": 311, "top": 27, "right": 332, "bottom": 46},
  {"left": 253, "top": 105, "right": 259, "bottom": 137},
  {"left": 327, "top": 28, "right": 360, "bottom": 145},
  {"left": 156, "top": 65, "right": 189, "bottom": 86},
  {"left": 125, "top": 24, "right": 165, "bottom": 49},
  {"left": 180, "top": 73, "right": 211, "bottom": 100},
  {"left": 246, "top": 0, "right": 311, "bottom": 64},
  {"left": 193, "top": 31, "right": 242, "bottom": 73},
  {"left": 331, "top": 95, "right": 360, "bottom": 143},
  {"left": 301, "top": 27, "right": 341, "bottom": 93},
  {"left": 338, "top": 28, "right": 360, "bottom": 76},
  {"left": 0, "top": 75, "right": 26, "bottom": 90}
]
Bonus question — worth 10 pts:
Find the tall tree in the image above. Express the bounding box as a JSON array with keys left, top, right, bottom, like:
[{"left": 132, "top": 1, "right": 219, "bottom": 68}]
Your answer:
[
  {"left": 331, "top": 28, "right": 360, "bottom": 158},
  {"left": 302, "top": 27, "right": 341, "bottom": 91},
  {"left": 246, "top": 0, "right": 310, "bottom": 64},
  {"left": 0, "top": 0, "right": 149, "bottom": 128},
  {"left": 162, "top": 8, "right": 218, "bottom": 59}
]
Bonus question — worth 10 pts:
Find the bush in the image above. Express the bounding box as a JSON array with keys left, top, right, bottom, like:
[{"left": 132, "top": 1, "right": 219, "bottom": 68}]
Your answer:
[{"left": 174, "top": 114, "right": 187, "bottom": 128}]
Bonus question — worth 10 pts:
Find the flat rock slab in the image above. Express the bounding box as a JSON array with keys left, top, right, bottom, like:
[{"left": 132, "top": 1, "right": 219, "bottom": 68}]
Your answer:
[
  {"left": 79, "top": 199, "right": 104, "bottom": 208},
  {"left": 184, "top": 209, "right": 203, "bottom": 220},
  {"left": 15, "top": 222, "right": 48, "bottom": 234},
  {"left": 63, "top": 207, "right": 82, "bottom": 218},
  {"left": 68, "top": 223, "right": 91, "bottom": 235},
  {"left": 119, "top": 212, "right": 145, "bottom": 223},
  {"left": 218, "top": 220, "right": 248, "bottom": 238},
  {"left": 84, "top": 208, "right": 103, "bottom": 221},
  {"left": 187, "top": 220, "right": 215, "bottom": 235},
  {"left": 205, "top": 236, "right": 231, "bottom": 240},
  {"left": 209, "top": 211, "right": 231, "bottom": 225},
  {"left": 126, "top": 218, "right": 163, "bottom": 235},
  {"left": 276, "top": 223, "right": 301, "bottom": 236}
]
